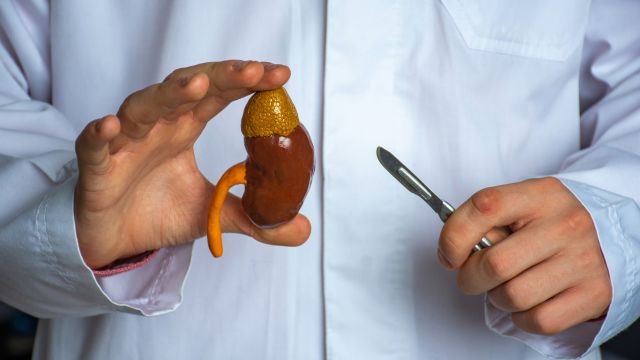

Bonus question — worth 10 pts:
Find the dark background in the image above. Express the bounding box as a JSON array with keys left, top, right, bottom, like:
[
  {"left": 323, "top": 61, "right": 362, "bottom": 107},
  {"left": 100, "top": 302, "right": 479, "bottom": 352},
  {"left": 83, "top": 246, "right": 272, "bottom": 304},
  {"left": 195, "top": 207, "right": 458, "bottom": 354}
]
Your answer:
[{"left": 0, "top": 303, "right": 638, "bottom": 359}]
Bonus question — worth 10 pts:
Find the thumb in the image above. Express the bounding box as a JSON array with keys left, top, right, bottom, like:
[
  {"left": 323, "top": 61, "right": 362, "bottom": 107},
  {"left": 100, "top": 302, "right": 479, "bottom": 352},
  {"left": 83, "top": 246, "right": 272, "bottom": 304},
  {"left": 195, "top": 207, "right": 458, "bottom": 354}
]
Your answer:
[
  {"left": 76, "top": 115, "right": 121, "bottom": 175},
  {"left": 220, "top": 194, "right": 312, "bottom": 247}
]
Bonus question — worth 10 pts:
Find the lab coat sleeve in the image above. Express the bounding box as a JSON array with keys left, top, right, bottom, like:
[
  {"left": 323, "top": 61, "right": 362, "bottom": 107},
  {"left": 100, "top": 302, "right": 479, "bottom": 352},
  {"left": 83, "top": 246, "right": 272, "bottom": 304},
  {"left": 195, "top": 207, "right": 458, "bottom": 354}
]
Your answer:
[
  {"left": 0, "top": 1, "right": 192, "bottom": 318},
  {"left": 484, "top": 0, "right": 640, "bottom": 358}
]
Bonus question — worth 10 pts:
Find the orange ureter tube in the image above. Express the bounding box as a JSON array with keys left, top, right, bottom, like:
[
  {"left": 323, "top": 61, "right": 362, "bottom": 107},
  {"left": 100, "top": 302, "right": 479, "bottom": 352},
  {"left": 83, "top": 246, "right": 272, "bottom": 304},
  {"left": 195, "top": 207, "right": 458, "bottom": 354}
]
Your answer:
[{"left": 207, "top": 161, "right": 247, "bottom": 258}]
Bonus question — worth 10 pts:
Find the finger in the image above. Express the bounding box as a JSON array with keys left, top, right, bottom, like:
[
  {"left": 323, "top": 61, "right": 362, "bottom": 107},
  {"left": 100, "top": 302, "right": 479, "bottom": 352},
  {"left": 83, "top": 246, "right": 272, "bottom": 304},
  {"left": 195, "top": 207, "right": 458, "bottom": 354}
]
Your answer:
[
  {"left": 487, "top": 254, "right": 579, "bottom": 312},
  {"left": 191, "top": 60, "right": 291, "bottom": 121},
  {"left": 76, "top": 115, "right": 121, "bottom": 175},
  {"left": 511, "top": 281, "right": 611, "bottom": 335},
  {"left": 456, "top": 219, "right": 563, "bottom": 294},
  {"left": 252, "top": 62, "right": 291, "bottom": 91},
  {"left": 116, "top": 73, "right": 209, "bottom": 140},
  {"left": 176, "top": 60, "right": 290, "bottom": 98},
  {"left": 437, "top": 226, "right": 509, "bottom": 270},
  {"left": 220, "top": 193, "right": 311, "bottom": 247},
  {"left": 439, "top": 181, "right": 544, "bottom": 268}
]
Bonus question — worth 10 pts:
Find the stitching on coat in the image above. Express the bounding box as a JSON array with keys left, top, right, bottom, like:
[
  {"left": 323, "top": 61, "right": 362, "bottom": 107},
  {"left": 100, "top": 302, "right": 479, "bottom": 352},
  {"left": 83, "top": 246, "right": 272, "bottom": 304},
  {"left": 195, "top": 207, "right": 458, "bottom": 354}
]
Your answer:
[
  {"left": 582, "top": 182, "right": 633, "bottom": 334},
  {"left": 42, "top": 192, "right": 76, "bottom": 289},
  {"left": 611, "top": 203, "right": 637, "bottom": 332},
  {"left": 147, "top": 251, "right": 172, "bottom": 308}
]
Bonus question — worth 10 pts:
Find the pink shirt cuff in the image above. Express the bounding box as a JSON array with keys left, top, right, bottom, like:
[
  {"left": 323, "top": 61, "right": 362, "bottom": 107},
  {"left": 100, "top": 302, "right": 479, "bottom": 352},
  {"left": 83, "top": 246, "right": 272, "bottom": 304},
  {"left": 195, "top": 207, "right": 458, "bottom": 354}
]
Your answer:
[{"left": 92, "top": 250, "right": 157, "bottom": 277}]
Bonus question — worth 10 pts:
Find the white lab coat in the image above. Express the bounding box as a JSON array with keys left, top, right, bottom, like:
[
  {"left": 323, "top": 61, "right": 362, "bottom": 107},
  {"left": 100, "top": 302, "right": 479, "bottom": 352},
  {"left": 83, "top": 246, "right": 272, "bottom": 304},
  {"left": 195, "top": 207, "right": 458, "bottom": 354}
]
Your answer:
[{"left": 1, "top": 0, "right": 639, "bottom": 359}]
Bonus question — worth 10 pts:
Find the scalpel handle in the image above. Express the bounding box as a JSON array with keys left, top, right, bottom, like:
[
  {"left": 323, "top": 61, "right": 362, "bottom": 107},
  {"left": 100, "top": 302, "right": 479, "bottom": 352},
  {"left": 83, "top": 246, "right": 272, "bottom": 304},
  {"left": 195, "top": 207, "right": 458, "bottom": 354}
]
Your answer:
[
  {"left": 440, "top": 201, "right": 494, "bottom": 253},
  {"left": 474, "top": 236, "right": 494, "bottom": 252}
]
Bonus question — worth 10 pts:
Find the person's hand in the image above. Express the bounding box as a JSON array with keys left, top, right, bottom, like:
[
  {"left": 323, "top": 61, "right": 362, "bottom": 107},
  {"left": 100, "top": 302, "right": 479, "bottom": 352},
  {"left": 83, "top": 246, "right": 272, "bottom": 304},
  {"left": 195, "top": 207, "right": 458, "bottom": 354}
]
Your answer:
[
  {"left": 437, "top": 177, "right": 611, "bottom": 335},
  {"left": 75, "top": 60, "right": 311, "bottom": 269}
]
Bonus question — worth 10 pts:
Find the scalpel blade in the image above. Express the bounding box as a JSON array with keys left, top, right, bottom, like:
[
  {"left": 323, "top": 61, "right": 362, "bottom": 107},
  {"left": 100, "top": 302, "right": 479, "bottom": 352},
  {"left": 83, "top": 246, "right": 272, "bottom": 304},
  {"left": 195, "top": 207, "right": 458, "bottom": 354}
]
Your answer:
[
  {"left": 376, "top": 146, "right": 492, "bottom": 252},
  {"left": 376, "top": 146, "right": 449, "bottom": 221}
]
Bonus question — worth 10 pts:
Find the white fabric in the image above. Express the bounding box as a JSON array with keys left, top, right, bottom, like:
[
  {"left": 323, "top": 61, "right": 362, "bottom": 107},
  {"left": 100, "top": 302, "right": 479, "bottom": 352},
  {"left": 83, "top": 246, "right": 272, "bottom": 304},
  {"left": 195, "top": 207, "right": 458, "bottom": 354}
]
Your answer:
[{"left": 1, "top": 0, "right": 639, "bottom": 359}]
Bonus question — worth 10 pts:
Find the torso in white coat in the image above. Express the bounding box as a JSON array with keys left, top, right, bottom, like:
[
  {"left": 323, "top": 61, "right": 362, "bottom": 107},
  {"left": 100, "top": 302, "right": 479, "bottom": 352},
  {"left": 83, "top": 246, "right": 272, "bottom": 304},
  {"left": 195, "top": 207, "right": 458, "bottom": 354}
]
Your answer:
[{"left": 34, "top": 0, "right": 598, "bottom": 359}]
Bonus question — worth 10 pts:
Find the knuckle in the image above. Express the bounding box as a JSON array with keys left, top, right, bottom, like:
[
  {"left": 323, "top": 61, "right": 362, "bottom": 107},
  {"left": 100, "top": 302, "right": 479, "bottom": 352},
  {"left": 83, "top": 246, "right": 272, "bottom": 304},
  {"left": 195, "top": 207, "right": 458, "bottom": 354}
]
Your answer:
[
  {"left": 120, "top": 92, "right": 138, "bottom": 112},
  {"left": 535, "top": 177, "right": 562, "bottom": 191},
  {"left": 575, "top": 248, "right": 600, "bottom": 271},
  {"left": 482, "top": 251, "right": 512, "bottom": 282},
  {"left": 118, "top": 102, "right": 137, "bottom": 123},
  {"left": 117, "top": 95, "right": 149, "bottom": 138},
  {"left": 164, "top": 68, "right": 185, "bottom": 82},
  {"left": 565, "top": 209, "right": 592, "bottom": 234},
  {"left": 500, "top": 281, "right": 530, "bottom": 311},
  {"left": 515, "top": 309, "right": 560, "bottom": 336},
  {"left": 471, "top": 187, "right": 501, "bottom": 215}
]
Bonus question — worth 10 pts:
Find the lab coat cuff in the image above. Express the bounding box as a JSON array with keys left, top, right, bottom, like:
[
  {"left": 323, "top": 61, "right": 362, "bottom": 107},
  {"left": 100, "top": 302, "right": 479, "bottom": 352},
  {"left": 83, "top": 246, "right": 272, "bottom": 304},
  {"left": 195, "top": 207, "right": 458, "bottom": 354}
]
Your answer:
[
  {"left": 44, "top": 174, "right": 193, "bottom": 316},
  {"left": 93, "top": 250, "right": 158, "bottom": 277},
  {"left": 484, "top": 178, "right": 640, "bottom": 359},
  {"left": 558, "top": 179, "right": 640, "bottom": 355}
]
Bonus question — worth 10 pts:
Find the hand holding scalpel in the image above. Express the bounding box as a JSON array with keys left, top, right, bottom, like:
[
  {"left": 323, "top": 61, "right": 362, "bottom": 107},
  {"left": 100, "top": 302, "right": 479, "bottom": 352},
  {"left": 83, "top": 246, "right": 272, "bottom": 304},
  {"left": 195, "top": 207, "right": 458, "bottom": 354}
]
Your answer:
[{"left": 376, "top": 146, "right": 493, "bottom": 252}]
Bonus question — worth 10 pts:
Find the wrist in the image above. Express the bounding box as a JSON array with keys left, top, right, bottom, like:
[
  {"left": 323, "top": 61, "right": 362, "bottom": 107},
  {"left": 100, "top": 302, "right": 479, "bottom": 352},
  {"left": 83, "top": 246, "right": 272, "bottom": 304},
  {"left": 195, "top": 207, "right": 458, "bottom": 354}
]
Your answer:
[{"left": 73, "top": 184, "right": 126, "bottom": 268}]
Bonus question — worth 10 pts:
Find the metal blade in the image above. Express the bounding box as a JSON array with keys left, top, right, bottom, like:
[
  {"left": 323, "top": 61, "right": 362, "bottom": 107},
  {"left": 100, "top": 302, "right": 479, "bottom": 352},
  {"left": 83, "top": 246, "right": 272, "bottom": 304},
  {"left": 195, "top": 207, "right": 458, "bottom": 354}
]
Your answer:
[
  {"left": 376, "top": 146, "right": 445, "bottom": 217},
  {"left": 376, "top": 146, "right": 425, "bottom": 196},
  {"left": 376, "top": 146, "right": 493, "bottom": 252}
]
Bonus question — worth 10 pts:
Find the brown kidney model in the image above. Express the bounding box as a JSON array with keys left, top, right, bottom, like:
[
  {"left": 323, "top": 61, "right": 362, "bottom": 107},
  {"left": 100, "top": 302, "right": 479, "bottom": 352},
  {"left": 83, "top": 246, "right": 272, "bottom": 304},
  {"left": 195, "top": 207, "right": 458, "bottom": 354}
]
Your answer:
[{"left": 207, "top": 88, "right": 315, "bottom": 257}]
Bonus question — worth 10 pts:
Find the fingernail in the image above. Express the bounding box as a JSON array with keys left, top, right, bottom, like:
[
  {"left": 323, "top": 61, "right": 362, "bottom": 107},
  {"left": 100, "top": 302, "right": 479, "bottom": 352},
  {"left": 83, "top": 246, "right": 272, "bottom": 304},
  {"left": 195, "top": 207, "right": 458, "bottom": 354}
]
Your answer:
[
  {"left": 263, "top": 62, "right": 278, "bottom": 71},
  {"left": 437, "top": 249, "right": 453, "bottom": 269},
  {"left": 95, "top": 119, "right": 102, "bottom": 132},
  {"left": 177, "top": 75, "right": 191, "bottom": 87},
  {"left": 232, "top": 60, "right": 249, "bottom": 71}
]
